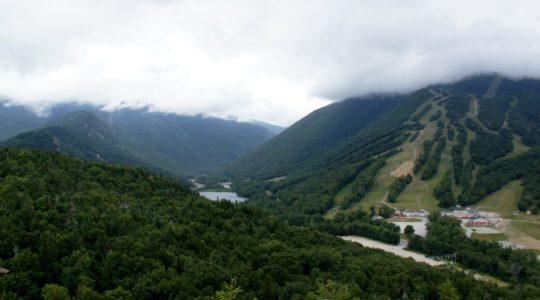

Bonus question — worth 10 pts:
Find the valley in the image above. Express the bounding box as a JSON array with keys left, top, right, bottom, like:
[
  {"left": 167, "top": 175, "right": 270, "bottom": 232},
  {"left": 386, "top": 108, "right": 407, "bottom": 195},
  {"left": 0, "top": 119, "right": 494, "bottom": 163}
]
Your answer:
[
  {"left": 220, "top": 75, "right": 540, "bottom": 295},
  {"left": 3, "top": 74, "right": 540, "bottom": 299},
  {"left": 2, "top": 2, "right": 539, "bottom": 298}
]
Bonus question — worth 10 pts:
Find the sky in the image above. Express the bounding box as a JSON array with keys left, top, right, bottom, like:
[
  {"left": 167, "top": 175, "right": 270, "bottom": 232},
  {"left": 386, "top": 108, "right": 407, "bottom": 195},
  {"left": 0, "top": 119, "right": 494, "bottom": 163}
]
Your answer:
[{"left": 1, "top": 0, "right": 540, "bottom": 126}]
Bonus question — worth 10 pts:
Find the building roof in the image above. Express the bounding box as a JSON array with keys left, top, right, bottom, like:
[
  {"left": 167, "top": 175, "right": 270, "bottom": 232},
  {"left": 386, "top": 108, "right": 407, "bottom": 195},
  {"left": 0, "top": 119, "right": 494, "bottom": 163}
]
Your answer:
[{"left": 472, "top": 218, "right": 489, "bottom": 223}]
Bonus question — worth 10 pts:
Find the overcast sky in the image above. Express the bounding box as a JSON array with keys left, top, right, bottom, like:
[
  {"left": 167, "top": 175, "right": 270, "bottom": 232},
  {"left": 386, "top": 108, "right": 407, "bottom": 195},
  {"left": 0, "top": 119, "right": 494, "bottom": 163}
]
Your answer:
[{"left": 1, "top": 0, "right": 540, "bottom": 126}]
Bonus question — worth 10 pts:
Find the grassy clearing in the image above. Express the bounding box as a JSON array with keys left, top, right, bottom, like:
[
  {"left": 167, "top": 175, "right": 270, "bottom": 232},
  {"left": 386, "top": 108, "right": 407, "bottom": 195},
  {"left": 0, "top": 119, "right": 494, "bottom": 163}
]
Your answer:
[
  {"left": 469, "top": 271, "right": 509, "bottom": 287},
  {"left": 324, "top": 207, "right": 340, "bottom": 220},
  {"left": 359, "top": 147, "right": 412, "bottom": 209},
  {"left": 424, "top": 135, "right": 452, "bottom": 190},
  {"left": 468, "top": 98, "right": 478, "bottom": 117},
  {"left": 359, "top": 101, "right": 442, "bottom": 212},
  {"left": 325, "top": 182, "right": 354, "bottom": 219},
  {"left": 471, "top": 233, "right": 507, "bottom": 242},
  {"left": 509, "top": 134, "right": 529, "bottom": 157},
  {"left": 486, "top": 75, "right": 503, "bottom": 97},
  {"left": 453, "top": 265, "right": 509, "bottom": 287},
  {"left": 511, "top": 221, "right": 540, "bottom": 241},
  {"left": 504, "top": 221, "right": 540, "bottom": 250},
  {"left": 463, "top": 128, "right": 476, "bottom": 163},
  {"left": 473, "top": 180, "right": 523, "bottom": 218},
  {"left": 508, "top": 214, "right": 540, "bottom": 222},
  {"left": 389, "top": 217, "right": 422, "bottom": 222},
  {"left": 334, "top": 181, "right": 353, "bottom": 205},
  {"left": 332, "top": 140, "right": 418, "bottom": 215},
  {"left": 267, "top": 176, "right": 287, "bottom": 183},
  {"left": 394, "top": 180, "right": 439, "bottom": 211},
  {"left": 393, "top": 106, "right": 449, "bottom": 212}
]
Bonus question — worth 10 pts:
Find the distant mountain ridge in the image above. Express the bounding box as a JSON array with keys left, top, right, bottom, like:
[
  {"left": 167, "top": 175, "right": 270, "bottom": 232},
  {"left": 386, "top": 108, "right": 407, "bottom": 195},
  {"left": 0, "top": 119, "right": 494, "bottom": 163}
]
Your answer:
[
  {"left": 0, "top": 100, "right": 47, "bottom": 141},
  {"left": 0, "top": 104, "right": 277, "bottom": 176},
  {"left": 0, "top": 111, "right": 142, "bottom": 165},
  {"left": 250, "top": 120, "right": 286, "bottom": 134},
  {"left": 104, "top": 108, "right": 275, "bottom": 175}
]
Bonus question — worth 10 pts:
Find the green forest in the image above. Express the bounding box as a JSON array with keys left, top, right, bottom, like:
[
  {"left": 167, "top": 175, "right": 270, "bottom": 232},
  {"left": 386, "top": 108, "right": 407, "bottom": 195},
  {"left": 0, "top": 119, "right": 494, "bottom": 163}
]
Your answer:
[
  {"left": 216, "top": 75, "right": 540, "bottom": 299},
  {"left": 2, "top": 148, "right": 533, "bottom": 299},
  {"left": 229, "top": 75, "right": 540, "bottom": 225},
  {"left": 3, "top": 75, "right": 540, "bottom": 299}
]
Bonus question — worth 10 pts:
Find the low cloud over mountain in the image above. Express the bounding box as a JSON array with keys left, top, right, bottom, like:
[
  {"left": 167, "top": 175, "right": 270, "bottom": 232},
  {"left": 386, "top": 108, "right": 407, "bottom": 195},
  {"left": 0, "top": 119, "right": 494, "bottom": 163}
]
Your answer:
[{"left": 1, "top": 0, "right": 539, "bottom": 125}]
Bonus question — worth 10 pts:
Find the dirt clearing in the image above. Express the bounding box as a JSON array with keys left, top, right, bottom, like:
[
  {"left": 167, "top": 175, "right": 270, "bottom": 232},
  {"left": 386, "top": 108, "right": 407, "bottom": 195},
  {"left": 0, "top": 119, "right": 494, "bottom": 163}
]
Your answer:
[
  {"left": 391, "top": 160, "right": 414, "bottom": 177},
  {"left": 341, "top": 236, "right": 443, "bottom": 266}
]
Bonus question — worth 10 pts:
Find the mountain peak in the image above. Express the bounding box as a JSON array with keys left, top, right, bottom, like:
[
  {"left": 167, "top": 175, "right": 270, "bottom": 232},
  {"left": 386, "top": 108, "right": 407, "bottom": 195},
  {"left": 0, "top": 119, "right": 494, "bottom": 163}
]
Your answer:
[{"left": 46, "top": 110, "right": 115, "bottom": 143}]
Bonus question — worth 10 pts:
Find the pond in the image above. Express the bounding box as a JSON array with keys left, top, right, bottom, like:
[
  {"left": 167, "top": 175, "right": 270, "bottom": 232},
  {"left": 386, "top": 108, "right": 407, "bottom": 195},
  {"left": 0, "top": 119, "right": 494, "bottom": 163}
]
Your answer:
[{"left": 199, "top": 191, "right": 247, "bottom": 203}]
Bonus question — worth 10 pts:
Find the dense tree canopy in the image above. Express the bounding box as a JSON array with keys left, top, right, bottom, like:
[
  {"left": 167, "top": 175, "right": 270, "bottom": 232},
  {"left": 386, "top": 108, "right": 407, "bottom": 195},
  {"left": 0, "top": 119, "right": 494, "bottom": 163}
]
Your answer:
[
  {"left": 2, "top": 149, "right": 526, "bottom": 299},
  {"left": 3, "top": 75, "right": 540, "bottom": 299}
]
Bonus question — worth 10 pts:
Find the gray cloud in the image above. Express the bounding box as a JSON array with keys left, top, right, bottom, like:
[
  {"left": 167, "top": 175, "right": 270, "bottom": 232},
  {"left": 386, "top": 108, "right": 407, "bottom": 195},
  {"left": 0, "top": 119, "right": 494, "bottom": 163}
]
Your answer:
[{"left": 0, "top": 0, "right": 539, "bottom": 125}]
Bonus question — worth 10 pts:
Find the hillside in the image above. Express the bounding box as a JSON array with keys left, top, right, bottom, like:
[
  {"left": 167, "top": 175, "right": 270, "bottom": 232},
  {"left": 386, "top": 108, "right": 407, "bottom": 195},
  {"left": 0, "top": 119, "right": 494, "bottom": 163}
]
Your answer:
[
  {"left": 0, "top": 111, "right": 141, "bottom": 165},
  {"left": 216, "top": 74, "right": 540, "bottom": 288},
  {"left": 0, "top": 105, "right": 276, "bottom": 176},
  {"left": 0, "top": 101, "right": 46, "bottom": 141},
  {"left": 107, "top": 109, "right": 275, "bottom": 175},
  {"left": 0, "top": 148, "right": 528, "bottom": 299},
  {"left": 228, "top": 74, "right": 540, "bottom": 224},
  {"left": 251, "top": 120, "right": 285, "bottom": 135},
  {"left": 225, "top": 95, "right": 404, "bottom": 179}
]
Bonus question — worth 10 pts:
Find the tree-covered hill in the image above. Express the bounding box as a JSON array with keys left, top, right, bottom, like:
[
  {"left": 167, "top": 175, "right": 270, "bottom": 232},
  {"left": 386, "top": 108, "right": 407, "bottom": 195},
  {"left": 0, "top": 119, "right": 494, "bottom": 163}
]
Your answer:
[
  {"left": 106, "top": 108, "right": 275, "bottom": 176},
  {"left": 0, "top": 104, "right": 277, "bottom": 176},
  {"left": 224, "top": 74, "right": 540, "bottom": 225},
  {"left": 0, "top": 101, "right": 47, "bottom": 141},
  {"left": 0, "top": 111, "right": 141, "bottom": 166},
  {"left": 225, "top": 88, "right": 432, "bottom": 220},
  {"left": 225, "top": 95, "right": 404, "bottom": 179},
  {"left": 0, "top": 148, "right": 528, "bottom": 299}
]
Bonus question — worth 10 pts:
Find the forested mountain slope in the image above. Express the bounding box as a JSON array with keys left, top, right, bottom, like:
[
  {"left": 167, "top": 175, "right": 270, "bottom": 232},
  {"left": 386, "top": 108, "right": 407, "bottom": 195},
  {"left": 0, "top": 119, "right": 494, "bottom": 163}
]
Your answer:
[
  {"left": 0, "top": 111, "right": 141, "bottom": 165},
  {"left": 225, "top": 96, "right": 404, "bottom": 179},
  {"left": 218, "top": 75, "right": 540, "bottom": 290},
  {"left": 228, "top": 74, "right": 540, "bottom": 222},
  {"left": 0, "top": 104, "right": 276, "bottom": 176},
  {"left": 0, "top": 148, "right": 527, "bottom": 299},
  {"left": 106, "top": 109, "right": 275, "bottom": 175},
  {"left": 0, "top": 101, "right": 46, "bottom": 141}
]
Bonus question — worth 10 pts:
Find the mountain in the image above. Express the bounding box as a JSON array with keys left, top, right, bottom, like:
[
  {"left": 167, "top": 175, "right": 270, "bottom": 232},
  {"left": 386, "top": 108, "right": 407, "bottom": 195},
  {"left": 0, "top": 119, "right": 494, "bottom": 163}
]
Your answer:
[
  {"left": 0, "top": 148, "right": 532, "bottom": 299},
  {"left": 0, "top": 105, "right": 276, "bottom": 176},
  {"left": 217, "top": 74, "right": 540, "bottom": 289},
  {"left": 226, "top": 74, "right": 540, "bottom": 220},
  {"left": 3, "top": 77, "right": 540, "bottom": 298},
  {"left": 251, "top": 120, "right": 286, "bottom": 134},
  {"left": 0, "top": 111, "right": 141, "bottom": 165},
  {"left": 0, "top": 101, "right": 46, "bottom": 141},
  {"left": 225, "top": 96, "right": 405, "bottom": 179},
  {"left": 106, "top": 109, "right": 275, "bottom": 175}
]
